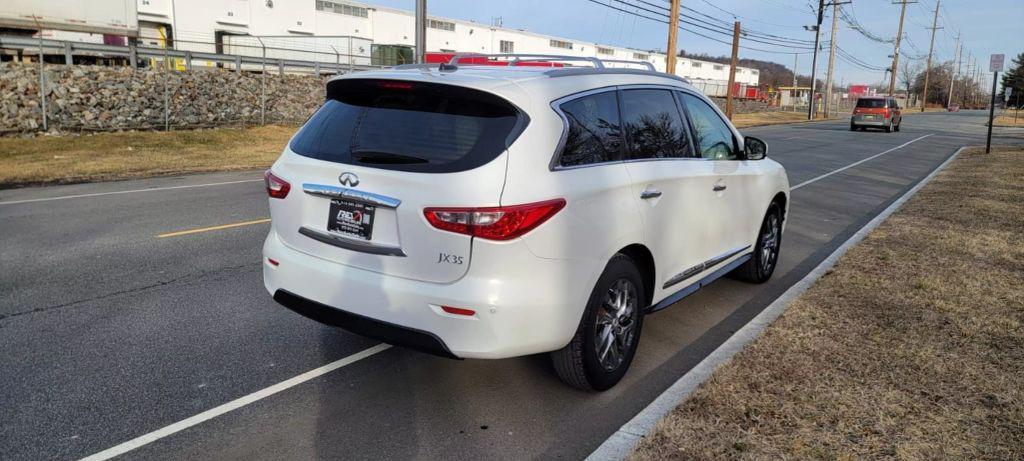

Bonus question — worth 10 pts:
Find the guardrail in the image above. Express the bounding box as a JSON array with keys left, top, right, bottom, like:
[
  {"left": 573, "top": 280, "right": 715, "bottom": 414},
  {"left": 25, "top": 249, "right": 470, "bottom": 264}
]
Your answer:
[{"left": 0, "top": 35, "right": 383, "bottom": 75}]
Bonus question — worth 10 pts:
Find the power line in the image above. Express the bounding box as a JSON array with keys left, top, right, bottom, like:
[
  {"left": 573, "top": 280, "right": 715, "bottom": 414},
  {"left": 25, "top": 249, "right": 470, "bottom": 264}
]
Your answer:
[
  {"left": 608, "top": 0, "right": 815, "bottom": 49},
  {"left": 582, "top": 0, "right": 814, "bottom": 54}
]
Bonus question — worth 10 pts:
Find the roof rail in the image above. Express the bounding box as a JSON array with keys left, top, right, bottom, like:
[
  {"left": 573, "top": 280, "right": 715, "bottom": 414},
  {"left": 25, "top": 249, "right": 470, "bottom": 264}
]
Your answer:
[
  {"left": 441, "top": 53, "right": 605, "bottom": 71},
  {"left": 599, "top": 59, "right": 656, "bottom": 71}
]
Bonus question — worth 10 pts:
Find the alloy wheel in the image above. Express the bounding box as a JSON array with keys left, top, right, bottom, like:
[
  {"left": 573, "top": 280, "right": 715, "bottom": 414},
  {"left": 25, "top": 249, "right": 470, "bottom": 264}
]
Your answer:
[
  {"left": 760, "top": 213, "right": 780, "bottom": 273},
  {"left": 594, "top": 278, "right": 639, "bottom": 371}
]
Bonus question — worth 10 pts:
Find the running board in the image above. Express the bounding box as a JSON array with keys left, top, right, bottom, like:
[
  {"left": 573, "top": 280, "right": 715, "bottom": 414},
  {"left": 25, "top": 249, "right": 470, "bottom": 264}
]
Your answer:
[{"left": 645, "top": 253, "right": 752, "bottom": 314}]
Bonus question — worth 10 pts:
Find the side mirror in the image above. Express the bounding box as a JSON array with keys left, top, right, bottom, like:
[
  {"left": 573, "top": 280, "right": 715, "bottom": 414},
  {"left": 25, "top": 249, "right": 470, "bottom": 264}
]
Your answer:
[{"left": 744, "top": 136, "right": 768, "bottom": 160}]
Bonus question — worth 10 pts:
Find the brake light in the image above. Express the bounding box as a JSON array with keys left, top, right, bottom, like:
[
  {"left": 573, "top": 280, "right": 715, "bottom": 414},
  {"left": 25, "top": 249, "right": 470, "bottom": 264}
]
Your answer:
[
  {"left": 264, "top": 170, "right": 291, "bottom": 199},
  {"left": 884, "top": 109, "right": 891, "bottom": 118},
  {"left": 423, "top": 199, "right": 566, "bottom": 241},
  {"left": 378, "top": 81, "right": 414, "bottom": 90}
]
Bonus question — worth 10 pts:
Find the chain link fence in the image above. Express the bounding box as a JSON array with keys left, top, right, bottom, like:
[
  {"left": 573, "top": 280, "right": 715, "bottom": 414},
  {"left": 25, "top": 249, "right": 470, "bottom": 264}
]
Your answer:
[{"left": 0, "top": 35, "right": 382, "bottom": 135}]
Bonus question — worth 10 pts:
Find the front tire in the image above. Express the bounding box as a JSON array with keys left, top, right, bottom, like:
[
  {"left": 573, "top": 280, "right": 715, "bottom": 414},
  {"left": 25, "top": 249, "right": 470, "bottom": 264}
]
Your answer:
[
  {"left": 730, "top": 202, "right": 783, "bottom": 283},
  {"left": 551, "top": 254, "right": 645, "bottom": 391}
]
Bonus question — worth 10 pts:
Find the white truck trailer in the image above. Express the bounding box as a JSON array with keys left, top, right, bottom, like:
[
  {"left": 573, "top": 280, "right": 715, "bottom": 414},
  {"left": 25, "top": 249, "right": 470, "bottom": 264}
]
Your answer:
[{"left": 0, "top": 0, "right": 138, "bottom": 36}]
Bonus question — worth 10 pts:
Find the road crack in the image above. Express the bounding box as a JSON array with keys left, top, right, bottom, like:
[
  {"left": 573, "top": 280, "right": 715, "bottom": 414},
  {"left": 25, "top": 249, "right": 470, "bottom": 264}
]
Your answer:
[{"left": 0, "top": 262, "right": 260, "bottom": 323}]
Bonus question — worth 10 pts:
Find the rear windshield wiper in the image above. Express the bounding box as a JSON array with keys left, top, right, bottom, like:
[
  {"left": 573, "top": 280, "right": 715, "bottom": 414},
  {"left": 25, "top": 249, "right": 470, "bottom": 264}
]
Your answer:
[{"left": 351, "top": 149, "right": 429, "bottom": 164}]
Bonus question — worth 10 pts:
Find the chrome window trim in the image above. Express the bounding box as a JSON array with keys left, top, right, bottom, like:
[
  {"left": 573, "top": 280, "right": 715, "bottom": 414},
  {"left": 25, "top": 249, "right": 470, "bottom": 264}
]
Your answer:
[
  {"left": 548, "top": 83, "right": 704, "bottom": 171},
  {"left": 302, "top": 183, "right": 401, "bottom": 209}
]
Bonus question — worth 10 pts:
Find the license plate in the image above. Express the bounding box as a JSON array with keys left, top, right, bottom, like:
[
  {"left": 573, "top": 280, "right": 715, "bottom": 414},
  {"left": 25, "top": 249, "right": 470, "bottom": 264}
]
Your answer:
[
  {"left": 865, "top": 115, "right": 877, "bottom": 120},
  {"left": 327, "top": 200, "right": 375, "bottom": 241}
]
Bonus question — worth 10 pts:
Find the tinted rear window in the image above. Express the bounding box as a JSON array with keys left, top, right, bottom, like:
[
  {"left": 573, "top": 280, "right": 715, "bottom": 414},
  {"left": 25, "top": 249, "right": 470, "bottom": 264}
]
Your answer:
[
  {"left": 289, "top": 79, "right": 525, "bottom": 173},
  {"left": 856, "top": 98, "right": 887, "bottom": 108}
]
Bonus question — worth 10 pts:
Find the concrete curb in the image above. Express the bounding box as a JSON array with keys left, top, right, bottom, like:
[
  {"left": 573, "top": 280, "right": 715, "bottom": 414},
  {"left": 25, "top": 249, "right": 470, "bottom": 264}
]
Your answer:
[{"left": 586, "top": 146, "right": 967, "bottom": 461}]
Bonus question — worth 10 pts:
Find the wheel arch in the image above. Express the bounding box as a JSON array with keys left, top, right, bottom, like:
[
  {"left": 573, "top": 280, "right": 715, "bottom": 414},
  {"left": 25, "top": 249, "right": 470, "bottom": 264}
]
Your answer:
[{"left": 616, "top": 243, "right": 655, "bottom": 308}]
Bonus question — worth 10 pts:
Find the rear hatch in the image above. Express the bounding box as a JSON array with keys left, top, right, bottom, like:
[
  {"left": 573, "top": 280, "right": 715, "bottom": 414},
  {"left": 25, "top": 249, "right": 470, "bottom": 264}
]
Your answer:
[
  {"left": 853, "top": 98, "right": 889, "bottom": 119},
  {"left": 271, "top": 78, "right": 527, "bottom": 283}
]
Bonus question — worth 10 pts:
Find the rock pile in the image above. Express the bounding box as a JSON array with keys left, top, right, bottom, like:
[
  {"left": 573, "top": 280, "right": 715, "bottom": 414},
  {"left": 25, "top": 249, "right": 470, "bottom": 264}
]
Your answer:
[{"left": 0, "top": 62, "right": 326, "bottom": 134}]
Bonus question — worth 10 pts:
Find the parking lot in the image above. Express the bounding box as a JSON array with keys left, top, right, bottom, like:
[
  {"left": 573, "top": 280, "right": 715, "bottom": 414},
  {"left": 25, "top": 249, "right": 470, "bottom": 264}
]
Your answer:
[{"left": 1, "top": 110, "right": 1020, "bottom": 460}]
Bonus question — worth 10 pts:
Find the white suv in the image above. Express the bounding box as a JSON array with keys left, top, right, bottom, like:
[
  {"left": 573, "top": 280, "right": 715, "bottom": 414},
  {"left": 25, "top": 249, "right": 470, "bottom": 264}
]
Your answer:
[{"left": 263, "top": 57, "right": 790, "bottom": 390}]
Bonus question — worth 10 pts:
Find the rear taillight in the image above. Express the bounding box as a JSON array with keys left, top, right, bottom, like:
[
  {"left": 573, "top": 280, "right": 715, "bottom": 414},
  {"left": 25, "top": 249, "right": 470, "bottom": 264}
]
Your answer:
[
  {"left": 423, "top": 199, "right": 566, "bottom": 241},
  {"left": 884, "top": 109, "right": 891, "bottom": 118},
  {"left": 264, "top": 170, "right": 291, "bottom": 199}
]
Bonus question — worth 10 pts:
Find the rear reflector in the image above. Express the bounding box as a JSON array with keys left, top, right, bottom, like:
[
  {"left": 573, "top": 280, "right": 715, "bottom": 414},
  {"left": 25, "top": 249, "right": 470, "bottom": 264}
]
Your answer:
[
  {"left": 441, "top": 306, "right": 476, "bottom": 316},
  {"left": 267, "top": 258, "right": 280, "bottom": 267},
  {"left": 264, "top": 170, "right": 291, "bottom": 199},
  {"left": 423, "top": 199, "right": 566, "bottom": 241}
]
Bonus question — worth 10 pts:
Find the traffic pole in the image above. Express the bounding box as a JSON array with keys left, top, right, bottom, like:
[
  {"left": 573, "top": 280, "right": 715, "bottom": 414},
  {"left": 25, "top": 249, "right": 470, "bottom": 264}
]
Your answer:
[
  {"left": 807, "top": 0, "right": 824, "bottom": 120},
  {"left": 986, "top": 71, "right": 997, "bottom": 154}
]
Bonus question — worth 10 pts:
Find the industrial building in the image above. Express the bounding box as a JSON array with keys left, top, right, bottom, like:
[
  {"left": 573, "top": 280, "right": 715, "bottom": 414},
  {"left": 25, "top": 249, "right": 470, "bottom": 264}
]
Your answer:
[{"left": 6, "top": 0, "right": 759, "bottom": 88}]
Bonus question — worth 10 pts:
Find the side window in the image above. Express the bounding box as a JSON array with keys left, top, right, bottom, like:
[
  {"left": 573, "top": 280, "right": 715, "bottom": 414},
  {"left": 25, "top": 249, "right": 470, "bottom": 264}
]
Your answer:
[
  {"left": 619, "top": 89, "right": 692, "bottom": 159},
  {"left": 679, "top": 92, "right": 737, "bottom": 160},
  {"left": 556, "top": 91, "right": 623, "bottom": 167}
]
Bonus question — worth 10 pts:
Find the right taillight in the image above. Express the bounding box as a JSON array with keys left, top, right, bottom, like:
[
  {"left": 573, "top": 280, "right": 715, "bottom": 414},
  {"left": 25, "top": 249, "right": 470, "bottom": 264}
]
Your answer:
[
  {"left": 264, "top": 170, "right": 291, "bottom": 199},
  {"left": 423, "top": 199, "right": 566, "bottom": 241}
]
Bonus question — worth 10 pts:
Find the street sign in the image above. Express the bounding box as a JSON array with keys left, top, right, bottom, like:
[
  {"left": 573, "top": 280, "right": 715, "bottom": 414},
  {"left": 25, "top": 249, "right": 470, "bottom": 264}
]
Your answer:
[{"left": 990, "top": 54, "right": 1005, "bottom": 72}]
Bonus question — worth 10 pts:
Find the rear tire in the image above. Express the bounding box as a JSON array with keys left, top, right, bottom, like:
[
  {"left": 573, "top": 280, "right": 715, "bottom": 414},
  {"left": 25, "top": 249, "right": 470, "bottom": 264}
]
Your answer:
[
  {"left": 730, "top": 202, "right": 783, "bottom": 284},
  {"left": 850, "top": 123, "right": 857, "bottom": 131},
  {"left": 551, "top": 254, "right": 645, "bottom": 391}
]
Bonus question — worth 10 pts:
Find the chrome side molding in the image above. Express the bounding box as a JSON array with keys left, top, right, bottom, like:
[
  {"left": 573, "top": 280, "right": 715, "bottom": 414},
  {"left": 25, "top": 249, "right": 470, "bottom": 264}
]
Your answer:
[
  {"left": 663, "top": 245, "right": 751, "bottom": 289},
  {"left": 302, "top": 183, "right": 401, "bottom": 209},
  {"left": 299, "top": 227, "right": 406, "bottom": 257}
]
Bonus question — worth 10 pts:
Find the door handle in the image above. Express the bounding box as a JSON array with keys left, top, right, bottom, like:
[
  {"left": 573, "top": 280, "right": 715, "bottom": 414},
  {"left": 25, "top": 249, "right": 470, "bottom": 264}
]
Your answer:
[
  {"left": 640, "top": 189, "right": 662, "bottom": 199},
  {"left": 713, "top": 184, "right": 727, "bottom": 192}
]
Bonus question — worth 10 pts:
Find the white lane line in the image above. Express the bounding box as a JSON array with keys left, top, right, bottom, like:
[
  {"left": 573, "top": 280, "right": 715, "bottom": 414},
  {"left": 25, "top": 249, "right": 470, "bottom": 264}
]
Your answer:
[
  {"left": 791, "top": 134, "right": 933, "bottom": 190},
  {"left": 587, "top": 146, "right": 965, "bottom": 461},
  {"left": 79, "top": 343, "right": 391, "bottom": 461},
  {"left": 0, "top": 179, "right": 263, "bottom": 206}
]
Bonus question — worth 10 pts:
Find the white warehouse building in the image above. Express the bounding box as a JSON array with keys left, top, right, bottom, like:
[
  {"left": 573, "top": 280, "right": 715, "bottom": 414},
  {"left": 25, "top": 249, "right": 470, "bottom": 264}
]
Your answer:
[{"left": 45, "top": 0, "right": 759, "bottom": 87}]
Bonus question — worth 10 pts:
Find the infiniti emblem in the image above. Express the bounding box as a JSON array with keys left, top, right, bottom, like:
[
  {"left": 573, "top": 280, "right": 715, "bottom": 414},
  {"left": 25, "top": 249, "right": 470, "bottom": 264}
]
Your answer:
[{"left": 339, "top": 172, "right": 360, "bottom": 187}]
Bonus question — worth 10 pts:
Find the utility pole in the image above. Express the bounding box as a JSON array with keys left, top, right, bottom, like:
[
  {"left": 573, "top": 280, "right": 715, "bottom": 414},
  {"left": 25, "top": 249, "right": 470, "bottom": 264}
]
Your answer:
[
  {"left": 888, "top": 0, "right": 914, "bottom": 96},
  {"left": 666, "top": 0, "right": 681, "bottom": 75},
  {"left": 946, "top": 33, "right": 960, "bottom": 109},
  {"left": 726, "top": 21, "right": 740, "bottom": 120},
  {"left": 791, "top": 53, "right": 799, "bottom": 111},
  {"left": 920, "top": 0, "right": 941, "bottom": 111},
  {"left": 807, "top": 0, "right": 825, "bottom": 120},
  {"left": 415, "top": 0, "right": 427, "bottom": 63},
  {"left": 823, "top": 1, "right": 850, "bottom": 117}
]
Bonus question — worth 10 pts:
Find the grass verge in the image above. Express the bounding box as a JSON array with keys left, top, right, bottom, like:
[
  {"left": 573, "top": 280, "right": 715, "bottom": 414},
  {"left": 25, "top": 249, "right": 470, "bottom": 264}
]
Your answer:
[
  {"left": 731, "top": 111, "right": 837, "bottom": 129},
  {"left": 993, "top": 113, "right": 1024, "bottom": 127},
  {"left": 0, "top": 125, "right": 296, "bottom": 188},
  {"left": 632, "top": 146, "right": 1024, "bottom": 460}
]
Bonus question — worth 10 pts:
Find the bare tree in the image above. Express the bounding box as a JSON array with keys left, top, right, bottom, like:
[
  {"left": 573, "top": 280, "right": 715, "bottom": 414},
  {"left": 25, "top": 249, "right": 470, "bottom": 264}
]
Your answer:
[{"left": 900, "top": 60, "right": 923, "bottom": 105}]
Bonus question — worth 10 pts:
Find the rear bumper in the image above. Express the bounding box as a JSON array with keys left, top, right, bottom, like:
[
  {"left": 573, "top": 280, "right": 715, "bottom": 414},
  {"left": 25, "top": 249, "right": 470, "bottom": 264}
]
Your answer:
[
  {"left": 274, "top": 289, "right": 458, "bottom": 358},
  {"left": 851, "top": 115, "right": 889, "bottom": 126},
  {"left": 262, "top": 229, "right": 599, "bottom": 359}
]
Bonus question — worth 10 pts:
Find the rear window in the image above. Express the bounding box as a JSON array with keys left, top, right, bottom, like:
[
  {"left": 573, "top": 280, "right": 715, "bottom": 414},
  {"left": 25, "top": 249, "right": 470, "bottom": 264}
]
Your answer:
[
  {"left": 289, "top": 79, "right": 526, "bottom": 173},
  {"left": 856, "top": 98, "right": 887, "bottom": 108}
]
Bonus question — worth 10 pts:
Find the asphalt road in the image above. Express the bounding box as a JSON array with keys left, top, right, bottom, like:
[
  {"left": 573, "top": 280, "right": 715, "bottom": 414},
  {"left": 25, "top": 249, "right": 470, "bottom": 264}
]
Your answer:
[{"left": 1, "top": 111, "right": 1021, "bottom": 460}]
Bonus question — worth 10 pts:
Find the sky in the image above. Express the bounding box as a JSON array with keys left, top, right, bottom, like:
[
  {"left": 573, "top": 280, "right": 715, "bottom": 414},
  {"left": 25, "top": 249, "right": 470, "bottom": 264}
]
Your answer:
[{"left": 367, "top": 0, "right": 1024, "bottom": 87}]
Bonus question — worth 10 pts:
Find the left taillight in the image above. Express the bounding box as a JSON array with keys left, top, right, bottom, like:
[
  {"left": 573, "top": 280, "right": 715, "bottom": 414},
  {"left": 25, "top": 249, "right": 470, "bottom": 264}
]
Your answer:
[
  {"left": 264, "top": 169, "right": 291, "bottom": 199},
  {"left": 423, "top": 199, "right": 566, "bottom": 241}
]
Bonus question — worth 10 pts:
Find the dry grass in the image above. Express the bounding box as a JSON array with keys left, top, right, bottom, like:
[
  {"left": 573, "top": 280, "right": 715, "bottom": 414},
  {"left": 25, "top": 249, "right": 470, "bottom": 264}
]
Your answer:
[
  {"left": 0, "top": 125, "right": 297, "bottom": 188},
  {"left": 633, "top": 146, "right": 1024, "bottom": 460},
  {"left": 731, "top": 111, "right": 838, "bottom": 129},
  {"left": 993, "top": 113, "right": 1024, "bottom": 127}
]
